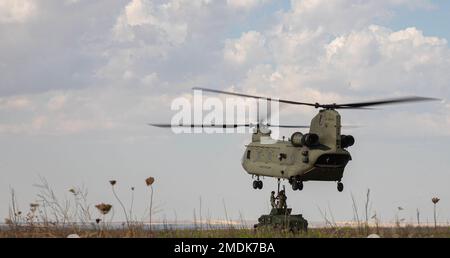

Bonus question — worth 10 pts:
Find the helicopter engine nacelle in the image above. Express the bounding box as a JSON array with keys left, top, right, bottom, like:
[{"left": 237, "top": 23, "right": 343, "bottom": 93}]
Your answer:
[
  {"left": 341, "top": 135, "right": 355, "bottom": 148},
  {"left": 302, "top": 133, "right": 319, "bottom": 147},
  {"left": 291, "top": 132, "right": 304, "bottom": 147}
]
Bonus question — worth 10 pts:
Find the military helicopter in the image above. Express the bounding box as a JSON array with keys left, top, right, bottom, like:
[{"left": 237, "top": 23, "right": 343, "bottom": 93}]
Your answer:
[{"left": 151, "top": 87, "right": 438, "bottom": 192}]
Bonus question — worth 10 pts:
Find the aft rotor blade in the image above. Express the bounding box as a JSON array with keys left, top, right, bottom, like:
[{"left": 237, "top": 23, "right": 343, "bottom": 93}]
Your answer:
[
  {"left": 192, "top": 87, "right": 317, "bottom": 107},
  {"left": 266, "top": 124, "right": 358, "bottom": 128},
  {"left": 335, "top": 96, "right": 440, "bottom": 109},
  {"left": 267, "top": 124, "right": 360, "bottom": 128},
  {"left": 193, "top": 87, "right": 439, "bottom": 109},
  {"left": 149, "top": 123, "right": 251, "bottom": 128}
]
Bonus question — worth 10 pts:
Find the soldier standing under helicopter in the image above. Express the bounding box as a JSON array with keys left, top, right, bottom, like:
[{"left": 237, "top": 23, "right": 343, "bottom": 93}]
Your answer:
[
  {"left": 270, "top": 191, "right": 277, "bottom": 208},
  {"left": 277, "top": 190, "right": 287, "bottom": 209}
]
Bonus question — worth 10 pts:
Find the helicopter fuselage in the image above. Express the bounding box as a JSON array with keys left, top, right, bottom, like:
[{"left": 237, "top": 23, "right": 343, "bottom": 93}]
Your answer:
[
  {"left": 242, "top": 140, "right": 351, "bottom": 181},
  {"left": 241, "top": 109, "right": 353, "bottom": 191}
]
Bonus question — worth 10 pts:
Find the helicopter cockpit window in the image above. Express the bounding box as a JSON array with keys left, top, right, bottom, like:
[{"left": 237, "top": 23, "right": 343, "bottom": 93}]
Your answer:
[{"left": 247, "top": 150, "right": 251, "bottom": 159}]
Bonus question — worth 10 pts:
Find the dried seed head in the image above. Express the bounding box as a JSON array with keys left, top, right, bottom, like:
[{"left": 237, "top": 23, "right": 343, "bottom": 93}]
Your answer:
[
  {"left": 109, "top": 180, "right": 117, "bottom": 186},
  {"left": 4, "top": 218, "right": 12, "bottom": 225},
  {"left": 30, "top": 203, "right": 39, "bottom": 212},
  {"left": 432, "top": 197, "right": 440, "bottom": 204},
  {"left": 145, "top": 177, "right": 155, "bottom": 186},
  {"left": 95, "top": 203, "right": 112, "bottom": 215}
]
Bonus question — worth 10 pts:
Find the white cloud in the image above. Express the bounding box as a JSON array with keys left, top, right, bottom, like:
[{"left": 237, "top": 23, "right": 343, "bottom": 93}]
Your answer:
[
  {"left": 222, "top": 0, "right": 448, "bottom": 98},
  {"left": 122, "top": 0, "right": 156, "bottom": 26},
  {"left": 0, "top": 84, "right": 175, "bottom": 135},
  {"left": 324, "top": 26, "right": 450, "bottom": 92},
  {"left": 269, "top": 27, "right": 325, "bottom": 66},
  {"left": 285, "top": 0, "right": 434, "bottom": 35},
  {"left": 0, "top": 97, "right": 31, "bottom": 110},
  {"left": 219, "top": 0, "right": 448, "bottom": 134},
  {"left": 101, "top": 0, "right": 232, "bottom": 86},
  {"left": 47, "top": 95, "right": 67, "bottom": 111},
  {"left": 226, "top": 0, "right": 270, "bottom": 9},
  {"left": 224, "top": 31, "right": 268, "bottom": 65},
  {"left": 0, "top": 0, "right": 448, "bottom": 137},
  {"left": 0, "top": 0, "right": 36, "bottom": 24},
  {"left": 113, "top": 0, "right": 188, "bottom": 45},
  {"left": 141, "top": 73, "right": 159, "bottom": 86}
]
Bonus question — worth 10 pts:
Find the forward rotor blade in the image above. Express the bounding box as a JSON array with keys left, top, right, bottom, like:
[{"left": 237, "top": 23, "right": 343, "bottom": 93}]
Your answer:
[
  {"left": 267, "top": 125, "right": 310, "bottom": 128},
  {"left": 150, "top": 123, "right": 314, "bottom": 129},
  {"left": 335, "top": 96, "right": 440, "bottom": 109},
  {"left": 193, "top": 87, "right": 317, "bottom": 107},
  {"left": 333, "top": 107, "right": 377, "bottom": 110},
  {"left": 149, "top": 123, "right": 251, "bottom": 128}
]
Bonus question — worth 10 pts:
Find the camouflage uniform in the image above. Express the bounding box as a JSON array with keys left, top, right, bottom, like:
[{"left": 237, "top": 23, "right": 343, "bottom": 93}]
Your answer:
[
  {"left": 270, "top": 192, "right": 276, "bottom": 208},
  {"left": 278, "top": 191, "right": 287, "bottom": 209}
]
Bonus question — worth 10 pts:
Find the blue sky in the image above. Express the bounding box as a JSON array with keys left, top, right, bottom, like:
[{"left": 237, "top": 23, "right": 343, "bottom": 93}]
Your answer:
[
  {"left": 390, "top": 1, "right": 450, "bottom": 40},
  {"left": 0, "top": 0, "right": 449, "bottom": 225},
  {"left": 241, "top": 0, "right": 450, "bottom": 41}
]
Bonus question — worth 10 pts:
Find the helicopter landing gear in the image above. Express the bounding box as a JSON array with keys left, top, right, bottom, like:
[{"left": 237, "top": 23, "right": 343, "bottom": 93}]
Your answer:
[
  {"left": 291, "top": 178, "right": 303, "bottom": 191},
  {"left": 298, "top": 181, "right": 303, "bottom": 191},
  {"left": 253, "top": 179, "right": 263, "bottom": 190},
  {"left": 337, "top": 182, "right": 344, "bottom": 192}
]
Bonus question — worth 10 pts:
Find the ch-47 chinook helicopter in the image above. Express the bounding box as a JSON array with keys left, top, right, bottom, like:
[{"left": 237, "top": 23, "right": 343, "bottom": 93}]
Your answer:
[{"left": 151, "top": 87, "right": 438, "bottom": 192}]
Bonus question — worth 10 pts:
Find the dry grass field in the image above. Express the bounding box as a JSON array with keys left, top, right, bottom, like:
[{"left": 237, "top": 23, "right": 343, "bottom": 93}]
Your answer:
[
  {"left": 1, "top": 224, "right": 450, "bottom": 238},
  {"left": 3, "top": 177, "right": 448, "bottom": 238}
]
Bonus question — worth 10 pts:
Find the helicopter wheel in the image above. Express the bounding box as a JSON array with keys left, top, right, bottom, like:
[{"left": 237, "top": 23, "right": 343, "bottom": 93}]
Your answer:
[
  {"left": 298, "top": 181, "right": 303, "bottom": 191},
  {"left": 291, "top": 180, "right": 303, "bottom": 191},
  {"left": 337, "top": 182, "right": 344, "bottom": 192},
  {"left": 253, "top": 180, "right": 263, "bottom": 190},
  {"left": 292, "top": 182, "right": 298, "bottom": 191},
  {"left": 258, "top": 180, "right": 263, "bottom": 189}
]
